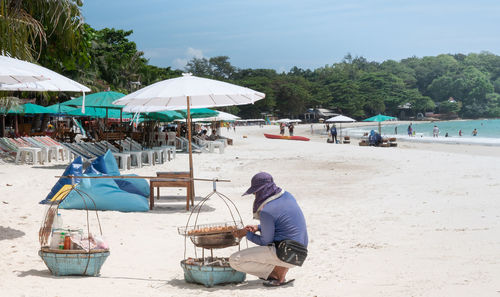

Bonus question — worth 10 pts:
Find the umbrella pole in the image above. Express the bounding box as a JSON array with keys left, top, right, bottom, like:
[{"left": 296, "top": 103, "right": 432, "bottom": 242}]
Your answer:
[
  {"left": 187, "top": 96, "right": 195, "bottom": 209},
  {"left": 378, "top": 122, "right": 381, "bottom": 135},
  {"left": 15, "top": 115, "right": 18, "bottom": 135},
  {"left": 1, "top": 115, "right": 5, "bottom": 137}
]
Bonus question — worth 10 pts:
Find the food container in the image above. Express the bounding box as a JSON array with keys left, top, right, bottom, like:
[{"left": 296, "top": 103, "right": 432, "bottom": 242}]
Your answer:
[
  {"left": 38, "top": 247, "right": 110, "bottom": 276},
  {"left": 178, "top": 222, "right": 243, "bottom": 249},
  {"left": 180, "top": 258, "right": 246, "bottom": 287}
]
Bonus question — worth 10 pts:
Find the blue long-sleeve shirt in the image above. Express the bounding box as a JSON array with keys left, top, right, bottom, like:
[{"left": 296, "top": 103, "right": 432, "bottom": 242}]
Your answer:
[{"left": 246, "top": 191, "right": 308, "bottom": 247}]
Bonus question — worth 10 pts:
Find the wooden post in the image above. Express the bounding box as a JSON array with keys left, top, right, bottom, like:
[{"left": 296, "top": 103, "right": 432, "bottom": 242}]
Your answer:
[{"left": 187, "top": 96, "right": 195, "bottom": 206}]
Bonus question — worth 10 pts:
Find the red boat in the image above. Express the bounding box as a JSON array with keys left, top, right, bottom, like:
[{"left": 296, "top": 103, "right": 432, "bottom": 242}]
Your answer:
[{"left": 264, "top": 133, "right": 310, "bottom": 141}]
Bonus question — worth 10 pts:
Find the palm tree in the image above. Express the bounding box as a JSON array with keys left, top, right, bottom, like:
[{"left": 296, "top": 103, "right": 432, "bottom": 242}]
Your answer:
[
  {"left": 0, "top": 0, "right": 84, "bottom": 61},
  {"left": 0, "top": 96, "right": 20, "bottom": 137}
]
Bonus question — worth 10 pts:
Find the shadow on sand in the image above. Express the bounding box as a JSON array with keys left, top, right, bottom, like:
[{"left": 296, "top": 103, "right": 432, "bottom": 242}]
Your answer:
[
  {"left": 149, "top": 195, "right": 215, "bottom": 214},
  {"left": 0, "top": 226, "right": 25, "bottom": 241},
  {"left": 164, "top": 278, "right": 278, "bottom": 291}
]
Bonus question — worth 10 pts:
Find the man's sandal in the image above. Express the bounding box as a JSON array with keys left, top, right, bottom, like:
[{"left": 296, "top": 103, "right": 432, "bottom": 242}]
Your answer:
[{"left": 263, "top": 279, "right": 295, "bottom": 287}]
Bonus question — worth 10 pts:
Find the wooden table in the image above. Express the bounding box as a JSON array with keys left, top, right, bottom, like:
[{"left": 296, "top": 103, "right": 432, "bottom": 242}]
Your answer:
[{"left": 149, "top": 171, "right": 194, "bottom": 210}]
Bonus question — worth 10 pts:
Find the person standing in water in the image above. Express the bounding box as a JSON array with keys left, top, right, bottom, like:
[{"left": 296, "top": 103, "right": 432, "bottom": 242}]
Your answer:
[
  {"left": 472, "top": 128, "right": 478, "bottom": 136},
  {"left": 433, "top": 125, "right": 439, "bottom": 137}
]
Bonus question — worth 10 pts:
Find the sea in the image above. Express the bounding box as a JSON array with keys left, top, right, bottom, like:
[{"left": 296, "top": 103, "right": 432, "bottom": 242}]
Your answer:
[{"left": 354, "top": 119, "right": 500, "bottom": 139}]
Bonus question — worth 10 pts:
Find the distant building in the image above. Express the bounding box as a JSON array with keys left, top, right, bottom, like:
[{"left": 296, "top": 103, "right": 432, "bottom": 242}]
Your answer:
[{"left": 302, "top": 108, "right": 338, "bottom": 122}]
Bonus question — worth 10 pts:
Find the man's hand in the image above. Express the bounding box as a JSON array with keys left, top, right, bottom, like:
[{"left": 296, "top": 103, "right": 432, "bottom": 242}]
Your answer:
[
  {"left": 232, "top": 229, "right": 247, "bottom": 239},
  {"left": 245, "top": 225, "right": 259, "bottom": 233}
]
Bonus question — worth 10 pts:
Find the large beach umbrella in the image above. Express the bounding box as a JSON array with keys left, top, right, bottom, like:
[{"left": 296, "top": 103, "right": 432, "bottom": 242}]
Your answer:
[
  {"left": 362, "top": 114, "right": 397, "bottom": 134},
  {"left": 0, "top": 56, "right": 90, "bottom": 137},
  {"left": 0, "top": 55, "right": 49, "bottom": 84},
  {"left": 112, "top": 73, "right": 265, "bottom": 203},
  {"left": 326, "top": 115, "right": 356, "bottom": 139},
  {"left": 0, "top": 56, "right": 90, "bottom": 92}
]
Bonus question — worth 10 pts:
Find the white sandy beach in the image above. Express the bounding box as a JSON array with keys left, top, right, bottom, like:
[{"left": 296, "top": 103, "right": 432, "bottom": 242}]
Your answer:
[{"left": 1, "top": 124, "right": 500, "bottom": 297}]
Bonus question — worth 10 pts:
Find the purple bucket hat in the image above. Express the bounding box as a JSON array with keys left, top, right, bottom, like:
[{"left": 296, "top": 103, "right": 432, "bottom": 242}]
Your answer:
[{"left": 242, "top": 172, "right": 275, "bottom": 196}]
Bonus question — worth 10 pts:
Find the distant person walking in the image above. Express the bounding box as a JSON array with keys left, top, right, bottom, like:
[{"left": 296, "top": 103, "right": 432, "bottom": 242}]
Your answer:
[
  {"left": 326, "top": 124, "right": 330, "bottom": 133},
  {"left": 279, "top": 123, "right": 285, "bottom": 136},
  {"left": 459, "top": 129, "right": 462, "bottom": 136},
  {"left": 394, "top": 126, "right": 398, "bottom": 135},
  {"left": 472, "top": 128, "right": 478, "bottom": 136},
  {"left": 433, "top": 125, "right": 439, "bottom": 137},
  {"left": 330, "top": 125, "right": 337, "bottom": 143},
  {"left": 288, "top": 124, "right": 294, "bottom": 136},
  {"left": 407, "top": 124, "right": 412, "bottom": 137}
]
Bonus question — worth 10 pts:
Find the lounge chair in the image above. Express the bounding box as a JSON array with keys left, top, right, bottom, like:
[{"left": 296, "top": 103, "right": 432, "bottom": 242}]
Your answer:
[
  {"left": 1, "top": 137, "right": 44, "bottom": 164},
  {"left": 79, "top": 142, "right": 131, "bottom": 170}
]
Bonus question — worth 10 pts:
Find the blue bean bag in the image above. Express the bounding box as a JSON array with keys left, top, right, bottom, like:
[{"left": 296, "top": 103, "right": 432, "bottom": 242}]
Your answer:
[
  {"left": 85, "top": 150, "right": 150, "bottom": 198},
  {"left": 59, "top": 176, "right": 149, "bottom": 212},
  {"left": 40, "top": 156, "right": 83, "bottom": 204}
]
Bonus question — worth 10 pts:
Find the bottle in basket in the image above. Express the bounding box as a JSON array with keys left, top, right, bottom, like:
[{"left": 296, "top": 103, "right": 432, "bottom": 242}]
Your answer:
[
  {"left": 58, "top": 232, "right": 66, "bottom": 250},
  {"left": 64, "top": 236, "right": 71, "bottom": 250}
]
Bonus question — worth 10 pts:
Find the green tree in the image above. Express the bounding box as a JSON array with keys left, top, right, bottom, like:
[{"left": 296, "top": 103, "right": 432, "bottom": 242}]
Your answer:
[{"left": 0, "top": 0, "right": 84, "bottom": 61}]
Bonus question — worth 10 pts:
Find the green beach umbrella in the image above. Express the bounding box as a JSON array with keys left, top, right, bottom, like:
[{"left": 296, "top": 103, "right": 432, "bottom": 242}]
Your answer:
[
  {"left": 62, "top": 91, "right": 125, "bottom": 109},
  {"left": 66, "top": 106, "right": 134, "bottom": 120},
  {"left": 7, "top": 103, "right": 52, "bottom": 114},
  {"left": 141, "top": 110, "right": 184, "bottom": 122},
  {"left": 363, "top": 114, "right": 397, "bottom": 134},
  {"left": 179, "top": 108, "right": 219, "bottom": 118}
]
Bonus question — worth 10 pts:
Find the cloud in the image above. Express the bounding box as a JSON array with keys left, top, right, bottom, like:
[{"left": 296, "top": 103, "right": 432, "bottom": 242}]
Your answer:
[
  {"left": 186, "top": 47, "right": 204, "bottom": 59},
  {"left": 172, "top": 47, "right": 205, "bottom": 70}
]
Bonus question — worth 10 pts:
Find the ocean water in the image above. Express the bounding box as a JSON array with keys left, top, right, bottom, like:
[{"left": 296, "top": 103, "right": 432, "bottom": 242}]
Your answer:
[{"left": 357, "top": 119, "right": 500, "bottom": 138}]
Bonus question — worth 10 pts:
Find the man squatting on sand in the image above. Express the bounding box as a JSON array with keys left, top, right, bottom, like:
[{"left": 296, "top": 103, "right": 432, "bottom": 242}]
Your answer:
[{"left": 230, "top": 172, "right": 308, "bottom": 287}]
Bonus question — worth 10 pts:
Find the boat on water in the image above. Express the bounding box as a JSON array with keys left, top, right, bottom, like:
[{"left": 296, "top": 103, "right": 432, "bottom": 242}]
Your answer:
[{"left": 264, "top": 133, "right": 310, "bottom": 141}]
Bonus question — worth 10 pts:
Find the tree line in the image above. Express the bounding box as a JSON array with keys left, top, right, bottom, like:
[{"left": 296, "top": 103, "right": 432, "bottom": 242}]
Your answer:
[{"left": 2, "top": 1, "right": 500, "bottom": 120}]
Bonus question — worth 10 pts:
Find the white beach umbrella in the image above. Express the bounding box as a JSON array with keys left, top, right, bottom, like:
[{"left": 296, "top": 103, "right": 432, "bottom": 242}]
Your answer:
[
  {"left": 275, "top": 118, "right": 291, "bottom": 123},
  {"left": 0, "top": 56, "right": 90, "bottom": 92},
  {"left": 325, "top": 115, "right": 356, "bottom": 139},
  {"left": 194, "top": 110, "right": 241, "bottom": 122},
  {"left": 115, "top": 73, "right": 264, "bottom": 112},
  {"left": 325, "top": 115, "right": 356, "bottom": 123},
  {"left": 0, "top": 55, "right": 49, "bottom": 84},
  {"left": 0, "top": 55, "right": 90, "bottom": 92},
  {"left": 112, "top": 73, "right": 265, "bottom": 206}
]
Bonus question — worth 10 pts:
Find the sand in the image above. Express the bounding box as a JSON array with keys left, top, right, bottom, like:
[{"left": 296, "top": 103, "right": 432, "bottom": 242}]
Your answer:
[{"left": 1, "top": 123, "right": 500, "bottom": 297}]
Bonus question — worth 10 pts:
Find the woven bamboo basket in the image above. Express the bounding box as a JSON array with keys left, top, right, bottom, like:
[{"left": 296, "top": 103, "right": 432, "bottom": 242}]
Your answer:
[{"left": 38, "top": 184, "right": 110, "bottom": 276}]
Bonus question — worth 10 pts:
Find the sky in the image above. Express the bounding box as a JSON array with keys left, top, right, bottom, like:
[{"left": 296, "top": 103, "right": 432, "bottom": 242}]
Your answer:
[{"left": 82, "top": 0, "right": 500, "bottom": 72}]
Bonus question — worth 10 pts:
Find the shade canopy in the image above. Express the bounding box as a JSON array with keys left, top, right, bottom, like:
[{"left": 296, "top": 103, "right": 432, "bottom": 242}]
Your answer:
[
  {"left": 6, "top": 103, "right": 52, "bottom": 114},
  {"left": 46, "top": 103, "right": 79, "bottom": 114},
  {"left": 363, "top": 114, "right": 397, "bottom": 122},
  {"left": 114, "top": 73, "right": 265, "bottom": 112},
  {"left": 0, "top": 56, "right": 90, "bottom": 92},
  {"left": 63, "top": 91, "right": 125, "bottom": 109},
  {"left": 274, "top": 118, "right": 291, "bottom": 123},
  {"left": 326, "top": 115, "right": 356, "bottom": 123}
]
